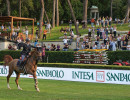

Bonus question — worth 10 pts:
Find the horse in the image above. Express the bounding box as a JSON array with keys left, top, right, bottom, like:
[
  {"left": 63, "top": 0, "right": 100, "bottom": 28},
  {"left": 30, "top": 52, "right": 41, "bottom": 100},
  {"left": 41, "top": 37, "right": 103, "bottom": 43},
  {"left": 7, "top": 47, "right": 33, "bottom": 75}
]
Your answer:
[{"left": 3, "top": 49, "right": 42, "bottom": 92}]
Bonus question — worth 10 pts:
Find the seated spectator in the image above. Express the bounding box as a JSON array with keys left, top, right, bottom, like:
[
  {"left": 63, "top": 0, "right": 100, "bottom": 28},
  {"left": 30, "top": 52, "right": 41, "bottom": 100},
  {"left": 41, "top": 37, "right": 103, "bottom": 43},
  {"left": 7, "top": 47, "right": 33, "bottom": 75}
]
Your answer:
[
  {"left": 46, "top": 44, "right": 51, "bottom": 51},
  {"left": 63, "top": 36, "right": 68, "bottom": 45},
  {"left": 17, "top": 37, "right": 22, "bottom": 43},
  {"left": 81, "top": 43, "right": 85, "bottom": 50},
  {"left": 127, "top": 42, "right": 130, "bottom": 50},
  {"left": 34, "top": 39, "right": 38, "bottom": 47},
  {"left": 122, "top": 41, "right": 127, "bottom": 50},
  {"left": 56, "top": 44, "right": 60, "bottom": 51},
  {"left": 8, "top": 44, "right": 12, "bottom": 50},
  {"left": 60, "top": 27, "right": 64, "bottom": 32},
  {"left": 92, "top": 43, "right": 97, "bottom": 49},
  {"left": 12, "top": 44, "right": 17, "bottom": 50},
  {"left": 63, "top": 44, "right": 69, "bottom": 51},
  {"left": 85, "top": 42, "right": 89, "bottom": 49},
  {"left": 100, "top": 43, "right": 106, "bottom": 49},
  {"left": 64, "top": 31, "right": 67, "bottom": 36},
  {"left": 42, "top": 44, "right": 46, "bottom": 50}
]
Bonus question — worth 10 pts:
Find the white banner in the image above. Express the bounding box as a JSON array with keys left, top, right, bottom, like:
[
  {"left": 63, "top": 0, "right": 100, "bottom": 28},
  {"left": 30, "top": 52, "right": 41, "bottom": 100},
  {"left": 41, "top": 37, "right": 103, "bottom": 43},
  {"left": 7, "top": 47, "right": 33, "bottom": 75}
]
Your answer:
[{"left": 0, "top": 65, "right": 130, "bottom": 85}]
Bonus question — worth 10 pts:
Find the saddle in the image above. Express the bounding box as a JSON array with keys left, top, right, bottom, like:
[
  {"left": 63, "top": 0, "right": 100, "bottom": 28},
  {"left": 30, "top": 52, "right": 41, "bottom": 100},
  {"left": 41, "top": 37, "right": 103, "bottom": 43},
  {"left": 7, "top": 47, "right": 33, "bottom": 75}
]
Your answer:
[{"left": 17, "top": 59, "right": 27, "bottom": 74}]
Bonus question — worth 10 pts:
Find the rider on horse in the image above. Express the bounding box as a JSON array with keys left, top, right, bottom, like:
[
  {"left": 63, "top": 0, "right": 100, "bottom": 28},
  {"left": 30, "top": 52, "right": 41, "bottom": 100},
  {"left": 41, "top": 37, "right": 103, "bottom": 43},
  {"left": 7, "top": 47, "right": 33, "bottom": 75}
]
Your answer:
[{"left": 17, "top": 39, "right": 32, "bottom": 69}]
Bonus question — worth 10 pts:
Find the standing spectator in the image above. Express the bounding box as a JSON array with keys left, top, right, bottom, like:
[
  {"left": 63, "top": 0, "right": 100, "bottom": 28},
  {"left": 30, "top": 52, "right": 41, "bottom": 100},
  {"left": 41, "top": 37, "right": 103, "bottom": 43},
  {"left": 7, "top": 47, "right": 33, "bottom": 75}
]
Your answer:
[
  {"left": 100, "top": 27, "right": 103, "bottom": 39},
  {"left": 110, "top": 26, "right": 113, "bottom": 34},
  {"left": 47, "top": 23, "right": 51, "bottom": 33},
  {"left": 98, "top": 17, "right": 101, "bottom": 26},
  {"left": 125, "top": 34, "right": 129, "bottom": 45},
  {"left": 1, "top": 24, "right": 4, "bottom": 30},
  {"left": 122, "top": 41, "right": 127, "bottom": 50},
  {"left": 36, "top": 29, "right": 39, "bottom": 39},
  {"left": 105, "top": 17, "right": 108, "bottom": 27},
  {"left": 69, "top": 20, "right": 72, "bottom": 31},
  {"left": 88, "top": 27, "right": 92, "bottom": 38},
  {"left": 91, "top": 18, "right": 95, "bottom": 27},
  {"left": 76, "top": 20, "right": 79, "bottom": 28},
  {"left": 105, "top": 26, "right": 109, "bottom": 38},
  {"left": 117, "top": 34, "right": 121, "bottom": 49},
  {"left": 113, "top": 26, "right": 117, "bottom": 38},
  {"left": 105, "top": 41, "right": 110, "bottom": 50},
  {"left": 25, "top": 28, "right": 29, "bottom": 39},
  {"left": 110, "top": 38, "right": 117, "bottom": 51},
  {"left": 76, "top": 35, "right": 80, "bottom": 50},
  {"left": 109, "top": 17, "right": 112, "bottom": 26},
  {"left": 102, "top": 27, "right": 105, "bottom": 39},
  {"left": 97, "top": 27, "right": 100, "bottom": 37},
  {"left": 92, "top": 27, "right": 95, "bottom": 39},
  {"left": 43, "top": 29, "right": 47, "bottom": 40},
  {"left": 37, "top": 21, "right": 39, "bottom": 28}
]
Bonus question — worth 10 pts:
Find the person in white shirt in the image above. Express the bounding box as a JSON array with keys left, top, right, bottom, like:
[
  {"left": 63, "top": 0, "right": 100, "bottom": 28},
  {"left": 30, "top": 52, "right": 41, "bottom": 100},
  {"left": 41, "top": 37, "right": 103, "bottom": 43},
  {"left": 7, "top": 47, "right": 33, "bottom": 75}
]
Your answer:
[
  {"left": 63, "top": 36, "right": 68, "bottom": 45},
  {"left": 127, "top": 43, "right": 130, "bottom": 50}
]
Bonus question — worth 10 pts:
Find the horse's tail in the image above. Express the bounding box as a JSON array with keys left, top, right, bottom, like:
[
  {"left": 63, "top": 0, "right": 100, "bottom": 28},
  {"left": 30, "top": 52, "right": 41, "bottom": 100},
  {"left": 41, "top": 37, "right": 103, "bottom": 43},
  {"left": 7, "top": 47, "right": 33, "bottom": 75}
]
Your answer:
[{"left": 3, "top": 55, "right": 13, "bottom": 67}]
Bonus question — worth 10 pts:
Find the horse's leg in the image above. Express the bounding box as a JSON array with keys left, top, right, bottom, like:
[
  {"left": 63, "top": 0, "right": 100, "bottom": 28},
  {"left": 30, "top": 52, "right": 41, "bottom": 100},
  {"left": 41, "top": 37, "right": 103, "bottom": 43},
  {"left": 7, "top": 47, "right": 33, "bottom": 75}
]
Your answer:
[
  {"left": 15, "top": 72, "right": 22, "bottom": 90},
  {"left": 33, "top": 71, "right": 40, "bottom": 92},
  {"left": 7, "top": 68, "right": 13, "bottom": 89},
  {"left": 27, "top": 70, "right": 40, "bottom": 92}
]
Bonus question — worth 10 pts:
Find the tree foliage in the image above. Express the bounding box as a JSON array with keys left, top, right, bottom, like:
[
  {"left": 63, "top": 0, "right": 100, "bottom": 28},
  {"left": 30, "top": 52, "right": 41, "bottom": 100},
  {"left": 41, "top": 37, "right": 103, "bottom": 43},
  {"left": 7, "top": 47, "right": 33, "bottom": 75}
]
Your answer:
[{"left": 0, "top": 0, "right": 128, "bottom": 22}]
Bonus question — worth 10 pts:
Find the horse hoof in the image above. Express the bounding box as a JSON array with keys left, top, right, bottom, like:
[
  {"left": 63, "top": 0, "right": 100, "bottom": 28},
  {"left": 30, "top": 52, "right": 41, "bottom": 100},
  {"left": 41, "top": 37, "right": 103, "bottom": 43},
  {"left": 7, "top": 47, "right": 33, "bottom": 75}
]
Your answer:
[
  {"left": 18, "top": 88, "right": 22, "bottom": 90},
  {"left": 36, "top": 88, "right": 40, "bottom": 92},
  {"left": 8, "top": 87, "right": 11, "bottom": 90}
]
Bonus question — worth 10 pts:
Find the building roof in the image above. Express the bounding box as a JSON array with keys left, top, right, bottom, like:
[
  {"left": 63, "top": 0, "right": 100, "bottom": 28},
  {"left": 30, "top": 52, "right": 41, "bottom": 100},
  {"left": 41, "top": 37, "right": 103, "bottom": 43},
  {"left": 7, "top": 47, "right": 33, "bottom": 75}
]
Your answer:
[{"left": 0, "top": 16, "right": 34, "bottom": 22}]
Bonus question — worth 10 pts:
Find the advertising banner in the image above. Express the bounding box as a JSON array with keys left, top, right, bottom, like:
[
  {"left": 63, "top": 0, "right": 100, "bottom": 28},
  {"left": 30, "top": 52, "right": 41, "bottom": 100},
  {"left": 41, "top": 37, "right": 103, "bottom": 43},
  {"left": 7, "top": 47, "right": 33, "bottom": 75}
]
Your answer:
[{"left": 0, "top": 65, "right": 130, "bottom": 85}]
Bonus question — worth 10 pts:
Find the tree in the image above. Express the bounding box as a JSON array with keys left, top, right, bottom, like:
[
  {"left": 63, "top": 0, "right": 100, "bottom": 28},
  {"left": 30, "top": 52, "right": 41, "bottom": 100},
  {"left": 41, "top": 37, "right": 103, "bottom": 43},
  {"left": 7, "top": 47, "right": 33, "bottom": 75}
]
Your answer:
[
  {"left": 39, "top": 0, "right": 44, "bottom": 39},
  {"left": 52, "top": 0, "right": 56, "bottom": 28},
  {"left": 110, "top": 0, "right": 113, "bottom": 18},
  {"left": 44, "top": 9, "right": 50, "bottom": 23},
  {"left": 124, "top": 0, "right": 130, "bottom": 23},
  {"left": 83, "top": 0, "right": 88, "bottom": 28},
  {"left": 56, "top": 0, "right": 59, "bottom": 26},
  {"left": 6, "top": 0, "right": 11, "bottom": 16},
  {"left": 67, "top": 0, "right": 79, "bottom": 35},
  {"left": 19, "top": 0, "right": 22, "bottom": 27}
]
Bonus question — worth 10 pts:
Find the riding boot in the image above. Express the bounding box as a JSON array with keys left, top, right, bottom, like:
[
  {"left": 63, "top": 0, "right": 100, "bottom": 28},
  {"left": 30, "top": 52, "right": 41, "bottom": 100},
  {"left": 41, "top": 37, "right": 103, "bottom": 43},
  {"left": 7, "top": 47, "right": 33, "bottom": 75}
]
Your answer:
[{"left": 19, "top": 61, "right": 25, "bottom": 70}]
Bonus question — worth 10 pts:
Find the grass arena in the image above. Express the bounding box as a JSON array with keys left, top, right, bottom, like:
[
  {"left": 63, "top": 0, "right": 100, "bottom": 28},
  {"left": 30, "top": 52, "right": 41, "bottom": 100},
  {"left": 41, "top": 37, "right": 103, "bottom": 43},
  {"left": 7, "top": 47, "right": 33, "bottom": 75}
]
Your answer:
[{"left": 1, "top": 64, "right": 130, "bottom": 100}]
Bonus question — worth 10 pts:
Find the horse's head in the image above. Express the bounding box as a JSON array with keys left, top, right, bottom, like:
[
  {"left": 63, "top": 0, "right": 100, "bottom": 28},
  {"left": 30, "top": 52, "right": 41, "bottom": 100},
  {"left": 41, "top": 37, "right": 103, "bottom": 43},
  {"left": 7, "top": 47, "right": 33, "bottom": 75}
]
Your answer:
[{"left": 31, "top": 48, "right": 42, "bottom": 61}]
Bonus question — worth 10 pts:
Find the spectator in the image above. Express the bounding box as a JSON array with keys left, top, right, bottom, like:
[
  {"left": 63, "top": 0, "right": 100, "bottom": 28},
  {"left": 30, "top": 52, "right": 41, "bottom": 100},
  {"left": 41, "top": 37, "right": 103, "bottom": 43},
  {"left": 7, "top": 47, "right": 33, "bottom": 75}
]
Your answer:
[
  {"left": 88, "top": 27, "right": 92, "bottom": 37},
  {"left": 36, "top": 29, "right": 39, "bottom": 39},
  {"left": 122, "top": 41, "right": 127, "bottom": 50},
  {"left": 81, "top": 43, "right": 85, "bottom": 49},
  {"left": 46, "top": 44, "right": 51, "bottom": 51},
  {"left": 113, "top": 26, "right": 117, "bottom": 38},
  {"left": 97, "top": 27, "right": 100, "bottom": 37},
  {"left": 63, "top": 36, "right": 68, "bottom": 45},
  {"left": 76, "top": 35, "right": 80, "bottom": 49},
  {"left": 8, "top": 44, "right": 12, "bottom": 50},
  {"left": 64, "top": 31, "right": 67, "bottom": 36},
  {"left": 43, "top": 29, "right": 47, "bottom": 40},
  {"left": 125, "top": 34, "right": 129, "bottom": 45},
  {"left": 92, "top": 27, "right": 95, "bottom": 39},
  {"left": 34, "top": 39, "right": 38, "bottom": 47},
  {"left": 117, "top": 34, "right": 121, "bottom": 50},
  {"left": 76, "top": 20, "right": 79, "bottom": 28},
  {"left": 63, "top": 44, "right": 69, "bottom": 51},
  {"left": 12, "top": 44, "right": 17, "bottom": 50},
  {"left": 56, "top": 44, "right": 60, "bottom": 51},
  {"left": 69, "top": 20, "right": 72, "bottom": 30},
  {"left": 25, "top": 27, "right": 29, "bottom": 39},
  {"left": 127, "top": 42, "right": 130, "bottom": 50},
  {"left": 110, "top": 38, "right": 117, "bottom": 51},
  {"left": 91, "top": 18, "right": 95, "bottom": 27}
]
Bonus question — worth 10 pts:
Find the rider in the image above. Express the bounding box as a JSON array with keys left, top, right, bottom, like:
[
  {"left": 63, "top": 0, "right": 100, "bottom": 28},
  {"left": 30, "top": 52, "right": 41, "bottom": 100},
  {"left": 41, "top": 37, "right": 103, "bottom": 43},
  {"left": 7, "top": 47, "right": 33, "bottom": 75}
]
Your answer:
[{"left": 18, "top": 39, "right": 32, "bottom": 68}]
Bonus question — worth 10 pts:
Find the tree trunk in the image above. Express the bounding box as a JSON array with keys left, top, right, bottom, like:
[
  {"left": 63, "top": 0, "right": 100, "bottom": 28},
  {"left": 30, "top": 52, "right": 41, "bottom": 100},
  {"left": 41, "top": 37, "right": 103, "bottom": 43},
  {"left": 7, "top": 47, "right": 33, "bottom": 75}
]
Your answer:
[
  {"left": 44, "top": 9, "right": 50, "bottom": 24},
  {"left": 6, "top": 0, "right": 11, "bottom": 16},
  {"left": 67, "top": 0, "right": 79, "bottom": 35},
  {"left": 56, "top": 0, "right": 59, "bottom": 26},
  {"left": 39, "top": 0, "right": 44, "bottom": 39},
  {"left": 19, "top": 0, "right": 22, "bottom": 27},
  {"left": 52, "top": 0, "right": 56, "bottom": 28},
  {"left": 83, "top": 0, "right": 88, "bottom": 28},
  {"left": 125, "top": 0, "right": 130, "bottom": 23},
  {"left": 110, "top": 0, "right": 113, "bottom": 18}
]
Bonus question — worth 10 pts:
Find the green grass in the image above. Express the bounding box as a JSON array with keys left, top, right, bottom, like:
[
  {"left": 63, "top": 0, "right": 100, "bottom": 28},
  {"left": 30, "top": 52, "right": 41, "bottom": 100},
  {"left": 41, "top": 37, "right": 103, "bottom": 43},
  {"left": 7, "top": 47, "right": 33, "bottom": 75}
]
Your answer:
[
  {"left": 22, "top": 23, "right": 130, "bottom": 41},
  {"left": 1, "top": 77, "right": 130, "bottom": 100}
]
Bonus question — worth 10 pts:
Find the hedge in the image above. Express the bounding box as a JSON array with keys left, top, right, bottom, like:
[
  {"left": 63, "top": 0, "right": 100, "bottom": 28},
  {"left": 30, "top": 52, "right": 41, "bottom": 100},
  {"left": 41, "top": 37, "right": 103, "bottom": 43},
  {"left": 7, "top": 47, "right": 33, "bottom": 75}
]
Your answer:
[
  {"left": 0, "top": 50, "right": 130, "bottom": 65},
  {"left": 0, "top": 62, "right": 130, "bottom": 70}
]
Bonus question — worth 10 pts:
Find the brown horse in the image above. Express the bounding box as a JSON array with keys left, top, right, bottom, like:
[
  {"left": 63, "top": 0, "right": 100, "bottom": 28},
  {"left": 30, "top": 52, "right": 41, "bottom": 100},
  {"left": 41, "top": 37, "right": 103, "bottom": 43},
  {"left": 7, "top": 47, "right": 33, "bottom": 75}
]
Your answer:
[{"left": 3, "top": 49, "right": 42, "bottom": 92}]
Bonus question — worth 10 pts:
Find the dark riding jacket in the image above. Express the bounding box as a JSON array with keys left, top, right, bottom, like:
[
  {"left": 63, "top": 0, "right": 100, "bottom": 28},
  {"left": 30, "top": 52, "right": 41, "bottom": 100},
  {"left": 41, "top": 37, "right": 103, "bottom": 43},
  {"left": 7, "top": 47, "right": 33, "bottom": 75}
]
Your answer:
[{"left": 18, "top": 43, "right": 32, "bottom": 56}]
